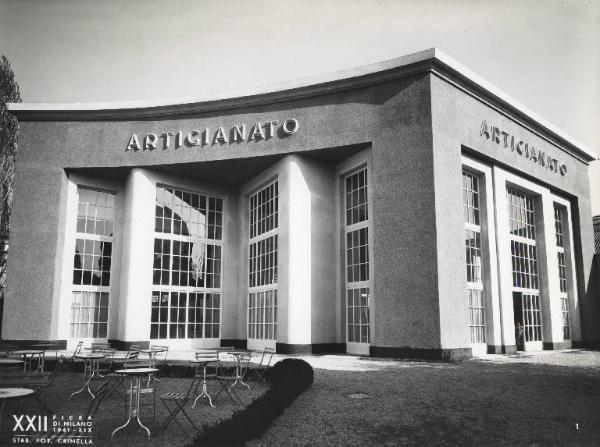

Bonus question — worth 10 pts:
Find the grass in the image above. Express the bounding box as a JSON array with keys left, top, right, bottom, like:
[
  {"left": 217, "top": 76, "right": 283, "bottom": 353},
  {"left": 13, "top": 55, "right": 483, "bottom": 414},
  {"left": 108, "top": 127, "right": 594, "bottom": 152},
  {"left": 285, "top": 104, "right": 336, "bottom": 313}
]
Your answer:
[
  {"left": 3, "top": 351, "right": 599, "bottom": 446},
  {"left": 0, "top": 371, "right": 268, "bottom": 447},
  {"left": 248, "top": 353, "right": 600, "bottom": 446},
  {"left": 190, "top": 358, "right": 314, "bottom": 446}
]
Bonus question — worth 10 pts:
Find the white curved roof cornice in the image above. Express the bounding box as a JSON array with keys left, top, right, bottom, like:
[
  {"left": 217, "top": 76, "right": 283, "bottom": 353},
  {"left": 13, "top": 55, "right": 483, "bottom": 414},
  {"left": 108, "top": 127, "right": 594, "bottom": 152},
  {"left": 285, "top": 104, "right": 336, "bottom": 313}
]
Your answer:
[{"left": 8, "top": 48, "right": 597, "bottom": 162}]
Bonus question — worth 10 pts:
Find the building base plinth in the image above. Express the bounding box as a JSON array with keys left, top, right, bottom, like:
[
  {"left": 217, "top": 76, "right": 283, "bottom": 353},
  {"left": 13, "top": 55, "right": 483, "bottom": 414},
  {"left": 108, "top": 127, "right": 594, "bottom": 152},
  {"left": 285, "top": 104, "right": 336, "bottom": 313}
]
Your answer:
[{"left": 370, "top": 346, "right": 472, "bottom": 361}]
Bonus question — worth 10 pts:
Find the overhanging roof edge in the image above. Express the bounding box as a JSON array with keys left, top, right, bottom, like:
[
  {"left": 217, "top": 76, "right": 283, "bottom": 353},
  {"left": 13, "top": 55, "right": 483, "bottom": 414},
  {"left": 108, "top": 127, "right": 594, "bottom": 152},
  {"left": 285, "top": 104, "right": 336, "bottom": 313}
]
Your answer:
[{"left": 7, "top": 47, "right": 597, "bottom": 162}]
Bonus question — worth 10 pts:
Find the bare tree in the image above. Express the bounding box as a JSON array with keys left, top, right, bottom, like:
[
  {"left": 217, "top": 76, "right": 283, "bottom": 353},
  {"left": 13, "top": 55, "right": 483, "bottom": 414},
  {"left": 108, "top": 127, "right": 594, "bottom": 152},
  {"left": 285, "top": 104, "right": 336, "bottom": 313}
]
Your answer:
[{"left": 0, "top": 55, "right": 21, "bottom": 331}]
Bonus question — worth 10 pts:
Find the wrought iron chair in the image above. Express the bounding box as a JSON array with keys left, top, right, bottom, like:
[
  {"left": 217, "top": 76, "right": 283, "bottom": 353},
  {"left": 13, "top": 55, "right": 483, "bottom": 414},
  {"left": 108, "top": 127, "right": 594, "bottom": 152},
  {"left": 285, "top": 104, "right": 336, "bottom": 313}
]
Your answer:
[
  {"left": 251, "top": 347, "right": 276, "bottom": 382},
  {"left": 96, "top": 347, "right": 116, "bottom": 376},
  {"left": 158, "top": 375, "right": 201, "bottom": 437},
  {"left": 149, "top": 345, "right": 169, "bottom": 364},
  {"left": 95, "top": 349, "right": 140, "bottom": 399},
  {"left": 1, "top": 356, "right": 65, "bottom": 413},
  {"left": 214, "top": 350, "right": 252, "bottom": 406},
  {"left": 64, "top": 341, "right": 84, "bottom": 372},
  {"left": 90, "top": 342, "right": 110, "bottom": 352},
  {"left": 88, "top": 350, "right": 157, "bottom": 421}
]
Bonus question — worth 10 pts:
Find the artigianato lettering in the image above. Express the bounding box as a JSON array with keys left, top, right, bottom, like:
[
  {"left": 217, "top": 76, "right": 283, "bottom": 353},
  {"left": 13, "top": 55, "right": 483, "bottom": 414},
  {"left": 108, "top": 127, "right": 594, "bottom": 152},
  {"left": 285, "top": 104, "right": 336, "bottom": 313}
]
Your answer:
[
  {"left": 126, "top": 118, "right": 299, "bottom": 152},
  {"left": 480, "top": 120, "right": 567, "bottom": 176}
]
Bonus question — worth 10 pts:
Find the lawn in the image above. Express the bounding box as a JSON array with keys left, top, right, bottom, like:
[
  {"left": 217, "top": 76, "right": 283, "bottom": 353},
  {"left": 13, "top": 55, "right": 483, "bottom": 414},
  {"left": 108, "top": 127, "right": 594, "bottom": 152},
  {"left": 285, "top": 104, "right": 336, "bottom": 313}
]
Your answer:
[
  {"left": 3, "top": 351, "right": 599, "bottom": 446},
  {"left": 249, "top": 351, "right": 600, "bottom": 446},
  {"left": 0, "top": 371, "right": 268, "bottom": 447}
]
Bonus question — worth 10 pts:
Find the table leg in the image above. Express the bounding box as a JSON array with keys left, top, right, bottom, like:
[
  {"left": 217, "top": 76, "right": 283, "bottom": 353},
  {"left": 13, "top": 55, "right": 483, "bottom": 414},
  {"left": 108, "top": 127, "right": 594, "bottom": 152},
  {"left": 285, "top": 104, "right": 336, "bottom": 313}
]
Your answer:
[
  {"left": 36, "top": 353, "right": 45, "bottom": 373},
  {"left": 134, "top": 377, "right": 151, "bottom": 438},
  {"left": 111, "top": 378, "right": 133, "bottom": 439},
  {"left": 229, "top": 357, "right": 251, "bottom": 392},
  {"left": 193, "top": 365, "right": 215, "bottom": 408},
  {"left": 147, "top": 354, "right": 159, "bottom": 387},
  {"left": 111, "top": 376, "right": 151, "bottom": 439},
  {"left": 70, "top": 360, "right": 95, "bottom": 399},
  {"left": 0, "top": 400, "right": 6, "bottom": 437},
  {"left": 89, "top": 359, "right": 103, "bottom": 379}
]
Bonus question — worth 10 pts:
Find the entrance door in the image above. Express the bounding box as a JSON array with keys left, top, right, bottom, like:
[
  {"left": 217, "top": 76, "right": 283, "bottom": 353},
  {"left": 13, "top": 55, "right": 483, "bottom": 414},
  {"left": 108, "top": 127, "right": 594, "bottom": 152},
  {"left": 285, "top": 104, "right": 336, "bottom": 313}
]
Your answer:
[
  {"left": 513, "top": 292, "right": 543, "bottom": 351},
  {"left": 246, "top": 181, "right": 279, "bottom": 352},
  {"left": 346, "top": 287, "right": 370, "bottom": 355},
  {"left": 343, "top": 168, "right": 371, "bottom": 355},
  {"left": 507, "top": 189, "right": 543, "bottom": 352},
  {"left": 247, "top": 290, "right": 277, "bottom": 352}
]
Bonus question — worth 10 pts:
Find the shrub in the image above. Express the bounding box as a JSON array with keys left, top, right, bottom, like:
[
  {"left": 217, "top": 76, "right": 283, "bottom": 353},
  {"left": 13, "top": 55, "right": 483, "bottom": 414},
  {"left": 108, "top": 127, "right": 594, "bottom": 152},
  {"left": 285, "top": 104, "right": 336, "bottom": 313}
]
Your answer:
[{"left": 189, "top": 358, "right": 314, "bottom": 447}]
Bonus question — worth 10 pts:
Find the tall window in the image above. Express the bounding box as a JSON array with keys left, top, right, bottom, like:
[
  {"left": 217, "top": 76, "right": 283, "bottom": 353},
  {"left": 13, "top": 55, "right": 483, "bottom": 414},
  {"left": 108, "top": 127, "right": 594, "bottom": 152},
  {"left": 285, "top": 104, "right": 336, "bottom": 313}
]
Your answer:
[
  {"left": 71, "top": 188, "right": 115, "bottom": 338},
  {"left": 462, "top": 171, "right": 485, "bottom": 344},
  {"left": 345, "top": 168, "right": 370, "bottom": 344},
  {"left": 151, "top": 186, "right": 223, "bottom": 339},
  {"left": 554, "top": 204, "right": 571, "bottom": 340},
  {"left": 508, "top": 188, "right": 542, "bottom": 343},
  {"left": 248, "top": 181, "right": 278, "bottom": 340}
]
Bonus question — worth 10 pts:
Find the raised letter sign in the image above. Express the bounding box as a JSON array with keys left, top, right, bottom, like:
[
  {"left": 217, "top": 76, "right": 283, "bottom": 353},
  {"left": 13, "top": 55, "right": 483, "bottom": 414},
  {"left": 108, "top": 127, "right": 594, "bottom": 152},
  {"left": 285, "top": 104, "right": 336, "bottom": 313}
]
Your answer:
[
  {"left": 479, "top": 120, "right": 567, "bottom": 177},
  {"left": 232, "top": 125, "right": 246, "bottom": 142},
  {"left": 265, "top": 120, "right": 279, "bottom": 138},
  {"left": 187, "top": 130, "right": 201, "bottom": 146},
  {"left": 213, "top": 127, "right": 229, "bottom": 144},
  {"left": 282, "top": 118, "right": 299, "bottom": 135},
  {"left": 144, "top": 133, "right": 157, "bottom": 150},
  {"left": 126, "top": 134, "right": 141, "bottom": 151},
  {"left": 249, "top": 123, "right": 265, "bottom": 141}
]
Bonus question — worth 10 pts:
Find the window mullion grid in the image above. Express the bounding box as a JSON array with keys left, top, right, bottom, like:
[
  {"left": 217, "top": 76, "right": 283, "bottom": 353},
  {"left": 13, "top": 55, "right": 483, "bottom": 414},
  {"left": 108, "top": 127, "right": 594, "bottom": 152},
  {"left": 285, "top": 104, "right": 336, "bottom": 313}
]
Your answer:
[
  {"left": 248, "top": 181, "right": 278, "bottom": 341},
  {"left": 201, "top": 293, "right": 206, "bottom": 339},
  {"left": 261, "top": 292, "right": 265, "bottom": 339},
  {"left": 152, "top": 187, "right": 223, "bottom": 340},
  {"left": 72, "top": 189, "right": 115, "bottom": 339},
  {"left": 463, "top": 171, "right": 486, "bottom": 345},
  {"left": 344, "top": 168, "right": 370, "bottom": 345},
  {"left": 554, "top": 204, "right": 570, "bottom": 340}
]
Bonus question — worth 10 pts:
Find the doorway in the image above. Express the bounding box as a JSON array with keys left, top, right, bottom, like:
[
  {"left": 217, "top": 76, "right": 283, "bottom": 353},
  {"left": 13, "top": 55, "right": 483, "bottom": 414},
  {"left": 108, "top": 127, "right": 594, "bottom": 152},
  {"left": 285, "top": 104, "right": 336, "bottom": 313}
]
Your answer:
[{"left": 513, "top": 292, "right": 542, "bottom": 351}]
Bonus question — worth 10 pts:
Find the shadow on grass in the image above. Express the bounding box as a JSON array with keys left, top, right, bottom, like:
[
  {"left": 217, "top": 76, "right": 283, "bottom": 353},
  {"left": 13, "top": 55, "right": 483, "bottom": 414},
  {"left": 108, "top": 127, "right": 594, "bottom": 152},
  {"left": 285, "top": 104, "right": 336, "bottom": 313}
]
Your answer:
[{"left": 0, "top": 373, "right": 268, "bottom": 447}]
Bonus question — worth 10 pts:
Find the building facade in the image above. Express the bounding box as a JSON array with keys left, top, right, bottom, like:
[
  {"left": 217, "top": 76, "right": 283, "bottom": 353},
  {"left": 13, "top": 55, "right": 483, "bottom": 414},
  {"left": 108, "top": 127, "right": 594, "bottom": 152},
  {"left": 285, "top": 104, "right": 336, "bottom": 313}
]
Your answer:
[{"left": 4, "top": 49, "right": 598, "bottom": 359}]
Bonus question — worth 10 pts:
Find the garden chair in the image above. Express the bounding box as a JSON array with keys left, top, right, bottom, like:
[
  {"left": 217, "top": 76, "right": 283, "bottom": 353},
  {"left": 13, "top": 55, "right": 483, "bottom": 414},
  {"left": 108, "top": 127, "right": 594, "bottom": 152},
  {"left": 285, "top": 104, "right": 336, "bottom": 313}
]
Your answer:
[
  {"left": 25, "top": 356, "right": 65, "bottom": 412},
  {"left": 251, "top": 347, "right": 276, "bottom": 382},
  {"left": 158, "top": 375, "right": 201, "bottom": 438},
  {"left": 90, "top": 342, "right": 110, "bottom": 352},
  {"left": 64, "top": 341, "right": 84, "bottom": 372},
  {"left": 111, "top": 347, "right": 140, "bottom": 369},
  {"left": 216, "top": 345, "right": 235, "bottom": 363},
  {"left": 88, "top": 350, "right": 158, "bottom": 420},
  {"left": 147, "top": 345, "right": 168, "bottom": 383},
  {"left": 214, "top": 351, "right": 251, "bottom": 406},
  {"left": 119, "top": 351, "right": 157, "bottom": 413},
  {"left": 0, "top": 356, "right": 65, "bottom": 413},
  {"left": 96, "top": 350, "right": 141, "bottom": 398},
  {"left": 149, "top": 344, "right": 169, "bottom": 363},
  {"left": 96, "top": 347, "right": 116, "bottom": 376}
]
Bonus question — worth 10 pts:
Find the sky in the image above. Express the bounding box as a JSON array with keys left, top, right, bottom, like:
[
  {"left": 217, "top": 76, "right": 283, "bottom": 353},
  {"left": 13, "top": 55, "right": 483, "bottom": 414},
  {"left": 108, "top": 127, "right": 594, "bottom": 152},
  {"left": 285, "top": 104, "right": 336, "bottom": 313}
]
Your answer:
[{"left": 1, "top": 0, "right": 599, "bottom": 213}]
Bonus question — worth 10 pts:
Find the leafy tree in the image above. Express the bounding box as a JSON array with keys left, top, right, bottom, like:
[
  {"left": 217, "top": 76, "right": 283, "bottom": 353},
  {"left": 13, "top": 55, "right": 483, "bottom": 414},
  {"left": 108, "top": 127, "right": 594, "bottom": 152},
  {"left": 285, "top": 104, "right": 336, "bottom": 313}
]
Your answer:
[
  {"left": 0, "top": 56, "right": 20, "bottom": 239},
  {"left": 0, "top": 55, "right": 21, "bottom": 328}
]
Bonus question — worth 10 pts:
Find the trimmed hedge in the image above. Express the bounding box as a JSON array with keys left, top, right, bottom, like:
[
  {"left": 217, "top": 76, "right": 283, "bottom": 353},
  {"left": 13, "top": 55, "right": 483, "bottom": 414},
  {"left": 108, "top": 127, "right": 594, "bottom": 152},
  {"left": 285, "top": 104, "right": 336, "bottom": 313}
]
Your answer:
[{"left": 189, "top": 358, "right": 314, "bottom": 447}]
